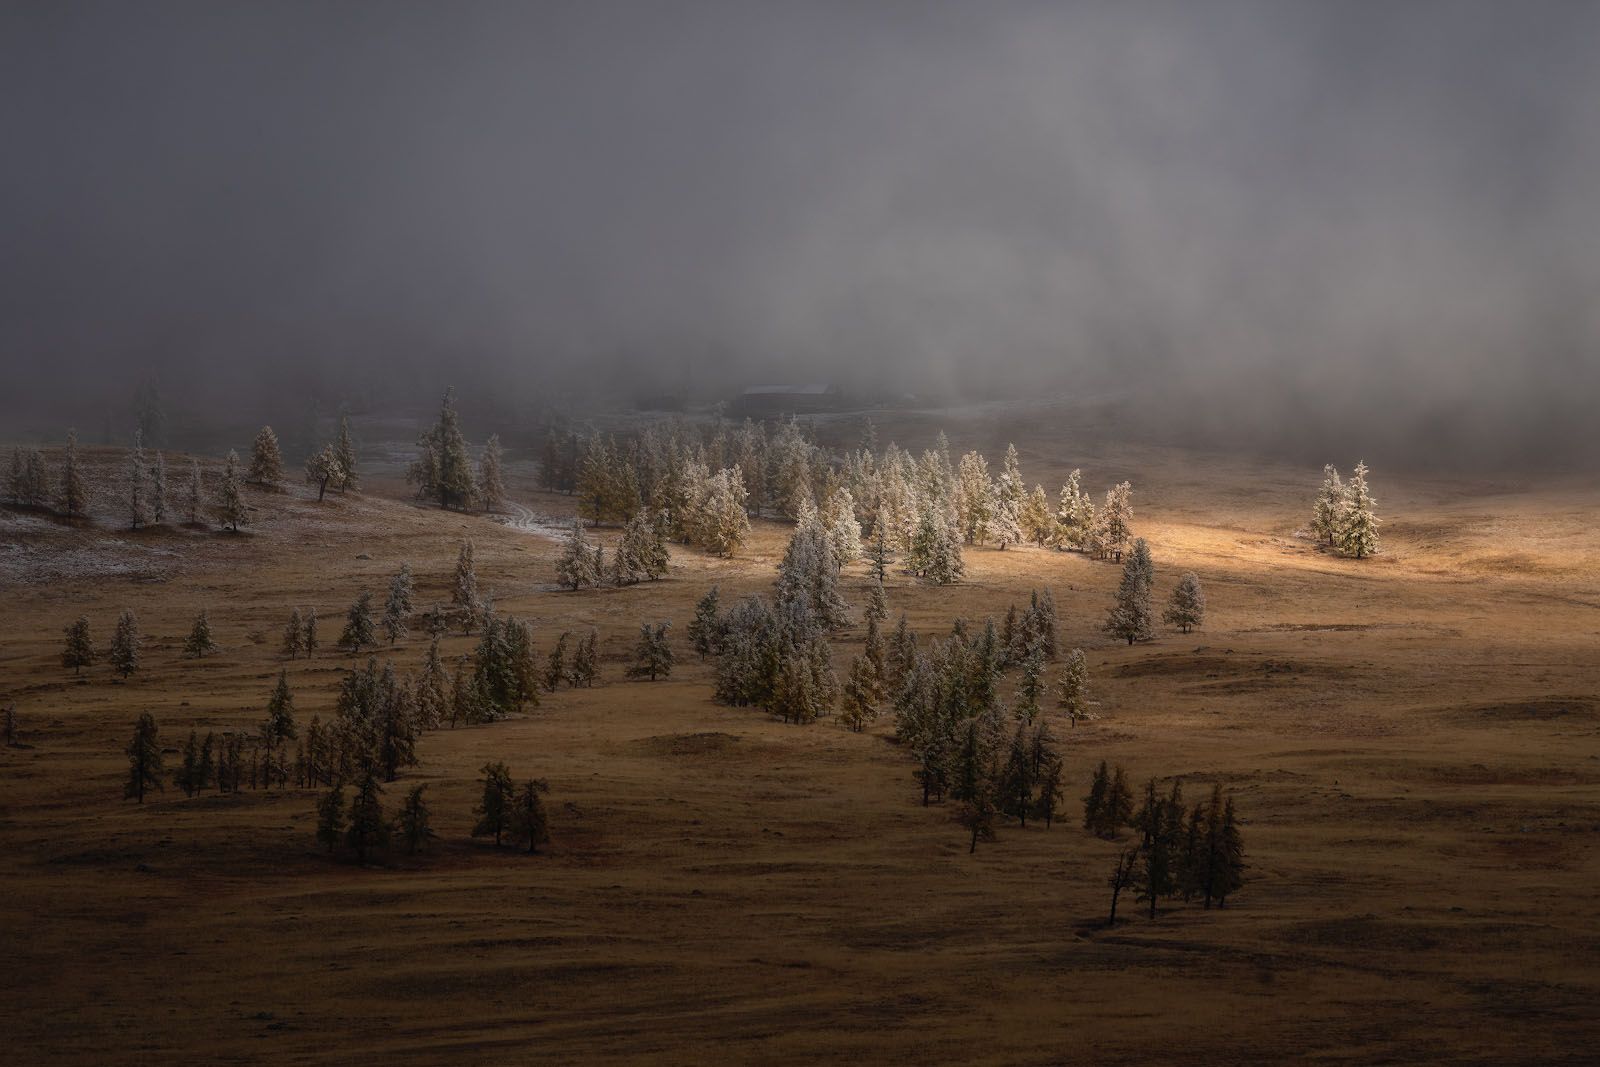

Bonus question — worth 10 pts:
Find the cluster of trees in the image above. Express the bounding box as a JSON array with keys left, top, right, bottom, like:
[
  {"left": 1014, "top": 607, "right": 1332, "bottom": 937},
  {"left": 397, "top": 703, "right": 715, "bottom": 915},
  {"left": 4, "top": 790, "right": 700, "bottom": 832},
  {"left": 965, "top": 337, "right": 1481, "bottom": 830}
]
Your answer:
[
  {"left": 1090, "top": 766, "right": 1247, "bottom": 922},
  {"left": 406, "top": 390, "right": 507, "bottom": 512},
  {"left": 7, "top": 430, "right": 211, "bottom": 528},
  {"left": 1311, "top": 462, "right": 1381, "bottom": 559},
  {"left": 299, "top": 415, "right": 360, "bottom": 503},
  {"left": 1102, "top": 538, "right": 1208, "bottom": 645},
  {"left": 60, "top": 608, "right": 221, "bottom": 678},
  {"left": 556, "top": 512, "right": 671, "bottom": 590},
  {"left": 534, "top": 419, "right": 1130, "bottom": 581}
]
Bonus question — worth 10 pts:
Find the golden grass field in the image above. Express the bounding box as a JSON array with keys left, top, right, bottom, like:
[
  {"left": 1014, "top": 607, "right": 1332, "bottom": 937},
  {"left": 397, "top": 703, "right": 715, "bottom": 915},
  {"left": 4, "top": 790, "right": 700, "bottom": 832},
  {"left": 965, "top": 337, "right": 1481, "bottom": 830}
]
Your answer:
[{"left": 3, "top": 403, "right": 1598, "bottom": 1064}]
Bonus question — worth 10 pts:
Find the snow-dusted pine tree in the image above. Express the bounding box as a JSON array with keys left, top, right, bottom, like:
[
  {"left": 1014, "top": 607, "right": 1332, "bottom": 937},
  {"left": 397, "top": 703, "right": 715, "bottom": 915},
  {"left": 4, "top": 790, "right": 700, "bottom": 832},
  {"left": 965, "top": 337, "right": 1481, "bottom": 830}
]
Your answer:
[
  {"left": 186, "top": 457, "right": 203, "bottom": 523},
  {"left": 1056, "top": 469, "right": 1093, "bottom": 551},
  {"left": 384, "top": 563, "right": 415, "bottom": 644},
  {"left": 126, "top": 431, "right": 148, "bottom": 529},
  {"left": 215, "top": 450, "right": 247, "bottom": 532},
  {"left": 776, "top": 522, "right": 850, "bottom": 629},
  {"left": 1338, "top": 462, "right": 1380, "bottom": 560},
  {"left": 184, "top": 610, "right": 220, "bottom": 658},
  {"left": 249, "top": 426, "right": 284, "bottom": 488},
  {"left": 453, "top": 541, "right": 480, "bottom": 626},
  {"left": 1102, "top": 481, "right": 1134, "bottom": 562},
  {"left": 1311, "top": 464, "right": 1345, "bottom": 546},
  {"left": 339, "top": 591, "right": 377, "bottom": 653},
  {"left": 1163, "top": 572, "right": 1206, "bottom": 633},
  {"left": 822, "top": 486, "right": 862, "bottom": 564},
  {"left": 110, "top": 609, "right": 140, "bottom": 679},
  {"left": 1056, "top": 648, "right": 1090, "bottom": 726},
  {"left": 150, "top": 451, "right": 167, "bottom": 524},
  {"left": 557, "top": 520, "right": 601, "bottom": 590},
  {"left": 334, "top": 414, "right": 359, "bottom": 493},
  {"left": 60, "top": 429, "right": 88, "bottom": 521},
  {"left": 478, "top": 433, "right": 506, "bottom": 513},
  {"left": 955, "top": 451, "right": 993, "bottom": 544},
  {"left": 1104, "top": 538, "right": 1155, "bottom": 645}
]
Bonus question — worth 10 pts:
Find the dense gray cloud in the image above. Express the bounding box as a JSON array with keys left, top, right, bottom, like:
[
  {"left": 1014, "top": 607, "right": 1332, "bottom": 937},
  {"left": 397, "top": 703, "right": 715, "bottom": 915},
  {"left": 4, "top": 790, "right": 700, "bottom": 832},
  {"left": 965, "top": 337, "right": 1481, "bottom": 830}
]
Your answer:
[{"left": 3, "top": 1, "right": 1598, "bottom": 466}]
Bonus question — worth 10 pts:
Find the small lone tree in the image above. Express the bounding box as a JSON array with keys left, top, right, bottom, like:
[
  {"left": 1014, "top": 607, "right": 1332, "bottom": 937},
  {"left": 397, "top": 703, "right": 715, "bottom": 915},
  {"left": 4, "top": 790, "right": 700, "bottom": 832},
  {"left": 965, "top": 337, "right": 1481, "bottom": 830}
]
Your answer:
[
  {"left": 304, "top": 443, "right": 343, "bottom": 502},
  {"left": 184, "top": 610, "right": 219, "bottom": 658},
  {"left": 1163, "top": 572, "right": 1206, "bottom": 634},
  {"left": 478, "top": 433, "right": 506, "bottom": 513},
  {"left": 510, "top": 778, "right": 552, "bottom": 854},
  {"left": 283, "top": 607, "right": 305, "bottom": 658},
  {"left": 110, "top": 609, "right": 140, "bottom": 679},
  {"left": 397, "top": 784, "right": 436, "bottom": 855},
  {"left": 316, "top": 784, "right": 346, "bottom": 852},
  {"left": 215, "top": 449, "right": 247, "bottom": 532},
  {"left": 473, "top": 761, "right": 515, "bottom": 846},
  {"left": 185, "top": 457, "right": 203, "bottom": 523},
  {"left": 303, "top": 607, "right": 319, "bottom": 658},
  {"left": 124, "top": 712, "right": 163, "bottom": 803},
  {"left": 626, "top": 622, "right": 674, "bottom": 681},
  {"left": 59, "top": 429, "right": 88, "bottom": 522},
  {"left": 556, "top": 520, "right": 601, "bottom": 590},
  {"left": 1104, "top": 538, "right": 1155, "bottom": 645},
  {"left": 1056, "top": 648, "right": 1090, "bottom": 726},
  {"left": 249, "top": 426, "right": 284, "bottom": 487},
  {"left": 339, "top": 591, "right": 377, "bottom": 653},
  {"left": 1338, "top": 461, "right": 1380, "bottom": 560},
  {"left": 126, "top": 431, "right": 149, "bottom": 529},
  {"left": 346, "top": 771, "right": 390, "bottom": 863},
  {"left": 958, "top": 783, "right": 998, "bottom": 854},
  {"left": 150, "top": 451, "right": 168, "bottom": 523},
  {"left": 383, "top": 563, "right": 415, "bottom": 644},
  {"left": 62, "top": 616, "right": 96, "bottom": 675},
  {"left": 334, "top": 414, "right": 359, "bottom": 493}
]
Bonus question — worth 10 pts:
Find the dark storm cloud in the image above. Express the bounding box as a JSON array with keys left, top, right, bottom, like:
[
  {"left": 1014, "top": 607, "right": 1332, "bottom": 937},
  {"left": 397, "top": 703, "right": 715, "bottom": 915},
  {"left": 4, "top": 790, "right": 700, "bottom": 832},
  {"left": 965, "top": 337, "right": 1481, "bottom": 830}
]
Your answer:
[{"left": 2, "top": 1, "right": 1598, "bottom": 465}]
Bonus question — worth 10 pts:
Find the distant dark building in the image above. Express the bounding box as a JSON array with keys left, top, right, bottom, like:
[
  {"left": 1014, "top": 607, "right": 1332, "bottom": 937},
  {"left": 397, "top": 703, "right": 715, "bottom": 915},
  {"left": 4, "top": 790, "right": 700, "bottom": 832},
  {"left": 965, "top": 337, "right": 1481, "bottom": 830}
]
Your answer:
[{"left": 733, "top": 383, "right": 845, "bottom": 417}]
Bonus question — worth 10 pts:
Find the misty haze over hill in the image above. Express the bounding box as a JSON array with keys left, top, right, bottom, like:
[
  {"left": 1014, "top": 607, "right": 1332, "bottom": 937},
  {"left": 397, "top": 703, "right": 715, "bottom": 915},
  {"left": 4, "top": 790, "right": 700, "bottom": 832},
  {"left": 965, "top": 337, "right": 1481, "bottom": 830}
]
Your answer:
[{"left": 3, "top": 1, "right": 1599, "bottom": 468}]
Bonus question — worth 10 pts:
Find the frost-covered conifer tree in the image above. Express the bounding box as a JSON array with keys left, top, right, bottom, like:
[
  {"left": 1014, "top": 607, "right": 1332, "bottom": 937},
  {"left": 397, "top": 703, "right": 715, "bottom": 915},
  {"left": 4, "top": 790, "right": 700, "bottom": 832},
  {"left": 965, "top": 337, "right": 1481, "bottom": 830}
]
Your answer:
[
  {"left": 1163, "top": 572, "right": 1206, "bottom": 633},
  {"left": 110, "top": 609, "right": 140, "bottom": 679},
  {"left": 1101, "top": 481, "right": 1134, "bottom": 562},
  {"left": 186, "top": 457, "right": 203, "bottom": 523},
  {"left": 184, "top": 610, "right": 220, "bottom": 658},
  {"left": 822, "top": 486, "right": 862, "bottom": 564},
  {"left": 987, "top": 480, "right": 1024, "bottom": 550},
  {"left": 478, "top": 433, "right": 506, "bottom": 513},
  {"left": 839, "top": 654, "right": 879, "bottom": 732},
  {"left": 1056, "top": 469, "right": 1093, "bottom": 551},
  {"left": 1022, "top": 485, "right": 1054, "bottom": 546},
  {"left": 340, "top": 592, "right": 377, "bottom": 652},
  {"left": 409, "top": 389, "right": 474, "bottom": 509},
  {"left": 284, "top": 607, "right": 305, "bottom": 659},
  {"left": 126, "top": 431, "right": 149, "bottom": 529},
  {"left": 698, "top": 467, "right": 751, "bottom": 557},
  {"left": 249, "top": 426, "right": 284, "bottom": 487},
  {"left": 1338, "top": 462, "right": 1380, "bottom": 560},
  {"left": 215, "top": 450, "right": 247, "bottom": 531},
  {"left": 557, "top": 521, "right": 601, "bottom": 590},
  {"left": 62, "top": 616, "right": 95, "bottom": 675},
  {"left": 1311, "top": 464, "right": 1345, "bottom": 546},
  {"left": 150, "top": 451, "right": 167, "bottom": 523},
  {"left": 955, "top": 451, "right": 993, "bottom": 544},
  {"left": 613, "top": 510, "right": 669, "bottom": 584},
  {"left": 776, "top": 523, "right": 850, "bottom": 628},
  {"left": 1104, "top": 538, "right": 1155, "bottom": 645},
  {"left": 1056, "top": 648, "right": 1090, "bottom": 726},
  {"left": 60, "top": 429, "right": 88, "bottom": 521},
  {"left": 626, "top": 622, "right": 674, "bottom": 681},
  {"left": 334, "top": 414, "right": 358, "bottom": 493},
  {"left": 304, "top": 443, "right": 342, "bottom": 502},
  {"left": 453, "top": 541, "right": 480, "bottom": 626},
  {"left": 384, "top": 563, "right": 415, "bottom": 643}
]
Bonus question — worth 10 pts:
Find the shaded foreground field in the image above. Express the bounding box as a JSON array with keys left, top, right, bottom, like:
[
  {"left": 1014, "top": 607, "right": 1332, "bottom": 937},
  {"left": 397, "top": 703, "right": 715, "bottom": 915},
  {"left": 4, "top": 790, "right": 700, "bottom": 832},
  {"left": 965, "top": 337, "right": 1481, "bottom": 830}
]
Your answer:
[{"left": 2, "top": 415, "right": 1598, "bottom": 1064}]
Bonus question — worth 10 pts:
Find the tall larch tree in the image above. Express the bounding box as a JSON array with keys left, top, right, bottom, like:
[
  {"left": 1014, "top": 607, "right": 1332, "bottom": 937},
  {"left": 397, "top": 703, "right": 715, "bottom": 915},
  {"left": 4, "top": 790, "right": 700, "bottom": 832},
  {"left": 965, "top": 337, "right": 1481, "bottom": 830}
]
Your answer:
[
  {"left": 186, "top": 457, "right": 203, "bottom": 523},
  {"left": 334, "top": 414, "right": 359, "bottom": 493},
  {"left": 126, "top": 431, "right": 149, "bottom": 529},
  {"left": 184, "top": 609, "right": 219, "bottom": 658},
  {"left": 110, "top": 609, "right": 140, "bottom": 679},
  {"left": 409, "top": 390, "right": 474, "bottom": 509},
  {"left": 1311, "top": 464, "right": 1345, "bottom": 546},
  {"left": 150, "top": 451, "right": 167, "bottom": 523},
  {"left": 340, "top": 591, "right": 377, "bottom": 653},
  {"left": 60, "top": 429, "right": 88, "bottom": 522},
  {"left": 345, "top": 771, "right": 389, "bottom": 863},
  {"left": 383, "top": 563, "right": 415, "bottom": 644},
  {"left": 1164, "top": 572, "right": 1206, "bottom": 633},
  {"left": 1104, "top": 538, "right": 1155, "bottom": 645},
  {"left": 473, "top": 761, "right": 515, "bottom": 846},
  {"left": 249, "top": 426, "right": 285, "bottom": 488},
  {"left": 62, "top": 616, "right": 95, "bottom": 675},
  {"left": 453, "top": 540, "right": 480, "bottom": 629},
  {"left": 478, "top": 433, "right": 506, "bottom": 513},
  {"left": 124, "top": 713, "right": 163, "bottom": 803},
  {"left": 510, "top": 778, "right": 552, "bottom": 854},
  {"left": 1339, "top": 462, "right": 1380, "bottom": 560},
  {"left": 215, "top": 449, "right": 247, "bottom": 532}
]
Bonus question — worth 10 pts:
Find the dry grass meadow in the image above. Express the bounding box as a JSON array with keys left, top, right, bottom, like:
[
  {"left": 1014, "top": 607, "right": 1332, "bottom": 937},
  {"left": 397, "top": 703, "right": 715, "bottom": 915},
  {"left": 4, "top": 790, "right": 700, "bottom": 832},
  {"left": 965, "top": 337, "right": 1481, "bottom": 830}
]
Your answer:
[{"left": 3, "top": 403, "right": 1598, "bottom": 1064}]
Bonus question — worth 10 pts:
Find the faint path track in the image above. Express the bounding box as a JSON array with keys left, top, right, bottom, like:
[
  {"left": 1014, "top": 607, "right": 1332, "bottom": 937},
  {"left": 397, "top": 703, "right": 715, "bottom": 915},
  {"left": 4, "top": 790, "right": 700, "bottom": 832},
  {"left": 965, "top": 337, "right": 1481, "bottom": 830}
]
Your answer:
[{"left": 498, "top": 499, "right": 568, "bottom": 541}]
